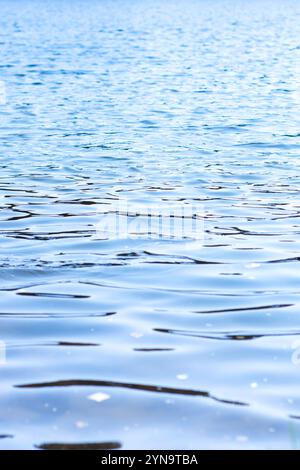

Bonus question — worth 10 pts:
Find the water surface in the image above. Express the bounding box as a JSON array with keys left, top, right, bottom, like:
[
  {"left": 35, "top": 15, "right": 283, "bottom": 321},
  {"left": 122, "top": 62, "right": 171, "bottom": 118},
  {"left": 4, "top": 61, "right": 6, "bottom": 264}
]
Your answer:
[{"left": 1, "top": 0, "right": 300, "bottom": 450}]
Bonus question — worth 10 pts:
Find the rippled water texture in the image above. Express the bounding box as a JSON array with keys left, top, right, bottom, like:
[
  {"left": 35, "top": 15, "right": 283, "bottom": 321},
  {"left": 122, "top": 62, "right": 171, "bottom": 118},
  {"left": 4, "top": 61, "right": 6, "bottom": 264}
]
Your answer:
[{"left": 1, "top": 0, "right": 300, "bottom": 450}]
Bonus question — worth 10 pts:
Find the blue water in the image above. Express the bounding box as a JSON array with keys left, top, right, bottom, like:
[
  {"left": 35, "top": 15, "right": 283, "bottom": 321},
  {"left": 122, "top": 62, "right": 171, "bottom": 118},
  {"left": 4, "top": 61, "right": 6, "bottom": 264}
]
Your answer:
[{"left": 1, "top": 0, "right": 300, "bottom": 450}]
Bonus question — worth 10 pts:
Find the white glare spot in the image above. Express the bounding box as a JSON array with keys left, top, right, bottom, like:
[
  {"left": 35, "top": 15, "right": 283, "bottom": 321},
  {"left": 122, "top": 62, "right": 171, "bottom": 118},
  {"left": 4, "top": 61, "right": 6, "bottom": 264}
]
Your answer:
[
  {"left": 176, "top": 374, "right": 188, "bottom": 380},
  {"left": 88, "top": 392, "right": 110, "bottom": 403},
  {"left": 250, "top": 382, "right": 258, "bottom": 389}
]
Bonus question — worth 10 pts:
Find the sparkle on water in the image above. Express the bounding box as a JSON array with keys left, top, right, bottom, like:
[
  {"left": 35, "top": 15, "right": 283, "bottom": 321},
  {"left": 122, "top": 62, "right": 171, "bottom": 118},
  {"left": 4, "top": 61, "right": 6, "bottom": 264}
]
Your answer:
[{"left": 1, "top": 0, "right": 300, "bottom": 450}]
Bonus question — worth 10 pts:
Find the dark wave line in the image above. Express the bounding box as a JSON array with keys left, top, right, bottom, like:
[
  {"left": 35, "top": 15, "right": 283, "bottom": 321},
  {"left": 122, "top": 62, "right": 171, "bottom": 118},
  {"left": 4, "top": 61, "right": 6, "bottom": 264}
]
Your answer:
[
  {"left": 154, "top": 328, "right": 300, "bottom": 341},
  {"left": 133, "top": 348, "right": 174, "bottom": 352},
  {"left": 143, "top": 250, "right": 224, "bottom": 264},
  {"left": 57, "top": 341, "right": 100, "bottom": 347},
  {"left": 267, "top": 257, "right": 300, "bottom": 264},
  {"left": 0, "top": 311, "right": 116, "bottom": 318},
  {"left": 290, "top": 415, "right": 300, "bottom": 421},
  {"left": 195, "top": 304, "right": 293, "bottom": 314},
  {"left": 17, "top": 292, "right": 90, "bottom": 299},
  {"left": 15, "top": 379, "right": 248, "bottom": 407},
  {"left": 36, "top": 441, "right": 121, "bottom": 450}
]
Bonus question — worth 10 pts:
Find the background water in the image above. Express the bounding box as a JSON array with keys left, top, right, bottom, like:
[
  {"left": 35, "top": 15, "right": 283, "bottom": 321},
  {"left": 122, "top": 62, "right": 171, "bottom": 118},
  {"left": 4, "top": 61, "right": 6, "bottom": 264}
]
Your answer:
[{"left": 1, "top": 0, "right": 300, "bottom": 450}]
